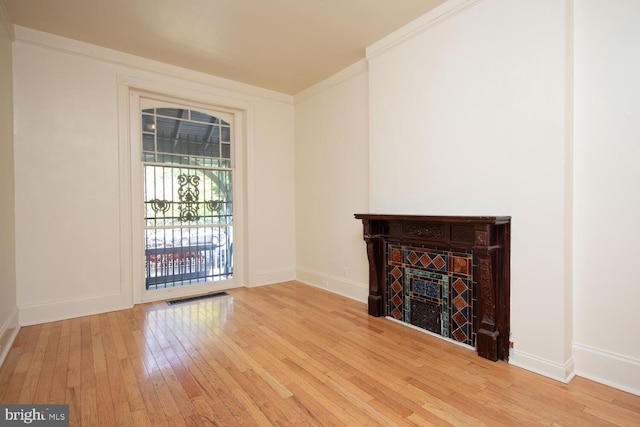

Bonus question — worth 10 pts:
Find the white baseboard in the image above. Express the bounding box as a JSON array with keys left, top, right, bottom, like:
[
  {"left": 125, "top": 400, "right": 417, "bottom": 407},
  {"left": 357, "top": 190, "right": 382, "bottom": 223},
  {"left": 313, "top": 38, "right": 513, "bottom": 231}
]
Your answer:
[
  {"left": 509, "top": 349, "right": 576, "bottom": 384},
  {"left": 573, "top": 342, "right": 640, "bottom": 396},
  {"left": 296, "top": 267, "right": 368, "bottom": 303},
  {"left": 0, "top": 307, "right": 20, "bottom": 368},
  {"left": 18, "top": 294, "right": 132, "bottom": 326}
]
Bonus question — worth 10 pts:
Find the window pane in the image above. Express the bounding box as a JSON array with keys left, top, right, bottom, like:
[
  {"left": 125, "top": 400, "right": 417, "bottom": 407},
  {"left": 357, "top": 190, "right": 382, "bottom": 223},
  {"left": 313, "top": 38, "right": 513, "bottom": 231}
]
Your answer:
[
  {"left": 221, "top": 126, "right": 230, "bottom": 142},
  {"left": 191, "top": 110, "right": 219, "bottom": 124},
  {"left": 143, "top": 164, "right": 234, "bottom": 288},
  {"left": 221, "top": 143, "right": 231, "bottom": 159},
  {"left": 142, "top": 114, "right": 155, "bottom": 132},
  {"left": 156, "top": 108, "right": 185, "bottom": 118},
  {"left": 142, "top": 134, "right": 155, "bottom": 152},
  {"left": 142, "top": 105, "right": 234, "bottom": 290}
]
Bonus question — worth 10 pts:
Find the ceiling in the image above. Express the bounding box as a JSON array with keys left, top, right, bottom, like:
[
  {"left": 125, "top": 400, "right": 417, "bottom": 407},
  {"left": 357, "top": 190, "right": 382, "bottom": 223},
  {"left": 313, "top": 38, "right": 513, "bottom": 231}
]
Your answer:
[{"left": 3, "top": 0, "right": 446, "bottom": 95}]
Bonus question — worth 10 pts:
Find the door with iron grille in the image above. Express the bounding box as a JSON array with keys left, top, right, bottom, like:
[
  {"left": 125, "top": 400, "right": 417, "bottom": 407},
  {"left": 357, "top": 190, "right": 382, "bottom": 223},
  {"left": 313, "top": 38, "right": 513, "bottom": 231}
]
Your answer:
[{"left": 140, "top": 101, "right": 234, "bottom": 290}]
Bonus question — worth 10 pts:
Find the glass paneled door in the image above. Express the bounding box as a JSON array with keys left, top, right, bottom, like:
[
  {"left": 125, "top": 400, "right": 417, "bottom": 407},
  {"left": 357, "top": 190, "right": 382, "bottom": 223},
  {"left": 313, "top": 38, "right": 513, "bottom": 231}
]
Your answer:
[{"left": 140, "top": 101, "right": 234, "bottom": 290}]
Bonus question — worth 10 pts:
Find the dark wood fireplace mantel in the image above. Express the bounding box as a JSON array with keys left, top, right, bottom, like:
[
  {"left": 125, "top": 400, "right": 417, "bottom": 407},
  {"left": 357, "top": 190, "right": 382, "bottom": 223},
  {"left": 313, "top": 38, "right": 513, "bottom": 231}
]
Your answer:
[{"left": 354, "top": 214, "right": 510, "bottom": 361}]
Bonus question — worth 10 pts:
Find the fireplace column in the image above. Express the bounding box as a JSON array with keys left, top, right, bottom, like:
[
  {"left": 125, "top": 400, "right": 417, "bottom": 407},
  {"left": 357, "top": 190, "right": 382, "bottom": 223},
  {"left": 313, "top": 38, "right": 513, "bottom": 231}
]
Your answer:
[{"left": 362, "top": 218, "right": 384, "bottom": 317}]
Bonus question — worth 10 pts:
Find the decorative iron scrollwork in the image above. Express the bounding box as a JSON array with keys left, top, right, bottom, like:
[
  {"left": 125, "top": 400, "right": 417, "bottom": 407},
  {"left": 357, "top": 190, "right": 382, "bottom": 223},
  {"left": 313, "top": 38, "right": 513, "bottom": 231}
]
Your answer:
[
  {"left": 177, "top": 174, "right": 200, "bottom": 221},
  {"left": 145, "top": 174, "right": 221, "bottom": 222},
  {"left": 206, "top": 200, "right": 220, "bottom": 212},
  {"left": 149, "top": 199, "right": 171, "bottom": 214}
]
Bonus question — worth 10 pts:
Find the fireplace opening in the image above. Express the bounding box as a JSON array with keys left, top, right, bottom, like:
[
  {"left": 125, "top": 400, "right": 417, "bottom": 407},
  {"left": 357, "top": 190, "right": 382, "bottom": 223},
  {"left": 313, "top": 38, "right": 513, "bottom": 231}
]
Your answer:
[{"left": 387, "top": 243, "right": 476, "bottom": 348}]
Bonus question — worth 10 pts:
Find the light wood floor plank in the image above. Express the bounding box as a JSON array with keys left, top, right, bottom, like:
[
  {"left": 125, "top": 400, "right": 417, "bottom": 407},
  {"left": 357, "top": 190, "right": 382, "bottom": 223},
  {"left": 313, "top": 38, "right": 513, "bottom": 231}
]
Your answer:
[
  {"left": 113, "top": 401, "right": 135, "bottom": 427},
  {"left": 50, "top": 320, "right": 71, "bottom": 404},
  {"left": 65, "top": 318, "right": 82, "bottom": 391},
  {"left": 1, "top": 281, "right": 638, "bottom": 426},
  {"left": 97, "top": 315, "right": 127, "bottom": 406},
  {"left": 17, "top": 323, "right": 49, "bottom": 403},
  {"left": 95, "top": 370, "right": 117, "bottom": 427},
  {"left": 65, "top": 384, "right": 81, "bottom": 426},
  {"left": 81, "top": 387, "right": 101, "bottom": 426}
]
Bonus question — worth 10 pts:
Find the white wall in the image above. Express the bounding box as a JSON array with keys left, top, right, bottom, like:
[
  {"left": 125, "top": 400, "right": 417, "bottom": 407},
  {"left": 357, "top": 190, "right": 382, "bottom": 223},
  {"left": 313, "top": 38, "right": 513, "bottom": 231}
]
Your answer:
[
  {"left": 573, "top": 0, "right": 640, "bottom": 394},
  {"left": 294, "top": 62, "right": 370, "bottom": 301},
  {"left": 12, "top": 27, "right": 295, "bottom": 325},
  {"left": 367, "top": 0, "right": 574, "bottom": 381},
  {"left": 0, "top": 2, "right": 19, "bottom": 365},
  {"left": 249, "top": 97, "right": 297, "bottom": 286}
]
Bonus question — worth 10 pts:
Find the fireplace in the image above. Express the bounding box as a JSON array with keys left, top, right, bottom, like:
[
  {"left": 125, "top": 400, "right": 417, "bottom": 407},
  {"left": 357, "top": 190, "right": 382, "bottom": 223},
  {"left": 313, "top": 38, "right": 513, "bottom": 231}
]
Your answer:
[{"left": 354, "top": 214, "right": 511, "bottom": 361}]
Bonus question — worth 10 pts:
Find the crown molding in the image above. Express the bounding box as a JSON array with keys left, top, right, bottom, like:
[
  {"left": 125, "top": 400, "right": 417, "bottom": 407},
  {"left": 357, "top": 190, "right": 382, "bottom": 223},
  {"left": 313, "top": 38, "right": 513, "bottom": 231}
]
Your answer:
[
  {"left": 366, "top": 0, "right": 484, "bottom": 61},
  {"left": 12, "top": 25, "right": 293, "bottom": 105}
]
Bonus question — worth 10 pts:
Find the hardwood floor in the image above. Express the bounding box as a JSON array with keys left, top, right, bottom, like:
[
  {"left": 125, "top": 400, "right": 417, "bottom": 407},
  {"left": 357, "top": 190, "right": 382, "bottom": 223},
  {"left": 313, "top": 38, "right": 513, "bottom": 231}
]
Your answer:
[{"left": 1, "top": 281, "right": 638, "bottom": 426}]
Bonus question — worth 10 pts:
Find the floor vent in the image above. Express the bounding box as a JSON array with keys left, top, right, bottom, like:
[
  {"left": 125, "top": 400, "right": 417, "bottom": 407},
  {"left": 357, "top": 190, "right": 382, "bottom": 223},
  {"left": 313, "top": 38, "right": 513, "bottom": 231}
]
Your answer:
[{"left": 166, "top": 291, "right": 229, "bottom": 306}]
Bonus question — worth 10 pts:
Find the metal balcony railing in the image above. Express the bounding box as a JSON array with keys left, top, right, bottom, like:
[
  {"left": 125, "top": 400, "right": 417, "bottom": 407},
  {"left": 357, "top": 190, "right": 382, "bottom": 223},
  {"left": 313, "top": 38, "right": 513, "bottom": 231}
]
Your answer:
[{"left": 145, "top": 242, "right": 232, "bottom": 289}]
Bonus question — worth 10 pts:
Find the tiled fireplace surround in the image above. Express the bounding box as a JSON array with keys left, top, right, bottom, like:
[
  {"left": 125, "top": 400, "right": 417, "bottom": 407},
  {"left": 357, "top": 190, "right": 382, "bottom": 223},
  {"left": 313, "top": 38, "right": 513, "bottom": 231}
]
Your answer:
[{"left": 354, "top": 215, "right": 511, "bottom": 361}]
